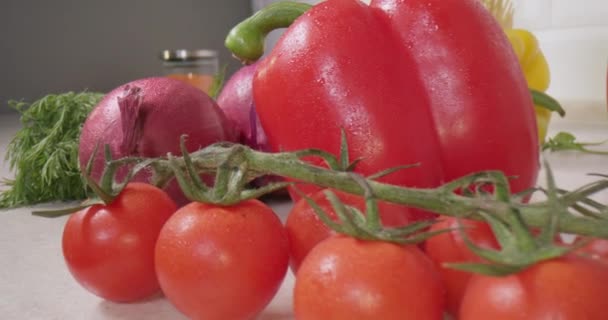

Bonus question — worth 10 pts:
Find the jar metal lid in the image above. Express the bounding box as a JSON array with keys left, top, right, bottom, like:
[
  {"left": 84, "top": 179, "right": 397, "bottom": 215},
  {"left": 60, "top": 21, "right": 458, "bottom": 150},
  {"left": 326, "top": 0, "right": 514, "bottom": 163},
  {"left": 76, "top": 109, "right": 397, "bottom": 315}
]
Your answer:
[{"left": 160, "top": 49, "right": 218, "bottom": 62}]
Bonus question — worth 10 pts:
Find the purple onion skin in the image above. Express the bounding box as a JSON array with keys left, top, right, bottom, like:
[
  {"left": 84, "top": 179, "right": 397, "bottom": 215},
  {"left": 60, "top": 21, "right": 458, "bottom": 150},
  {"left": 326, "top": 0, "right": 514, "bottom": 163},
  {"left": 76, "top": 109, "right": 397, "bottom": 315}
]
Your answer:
[
  {"left": 79, "top": 77, "right": 238, "bottom": 206},
  {"left": 217, "top": 63, "right": 289, "bottom": 192},
  {"left": 217, "top": 62, "right": 270, "bottom": 152}
]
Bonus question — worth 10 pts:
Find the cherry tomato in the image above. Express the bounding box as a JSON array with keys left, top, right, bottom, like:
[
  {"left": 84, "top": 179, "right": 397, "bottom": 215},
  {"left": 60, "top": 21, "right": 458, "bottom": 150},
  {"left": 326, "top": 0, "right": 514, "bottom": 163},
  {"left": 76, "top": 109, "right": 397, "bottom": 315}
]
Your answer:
[
  {"left": 62, "top": 182, "right": 177, "bottom": 302},
  {"left": 424, "top": 218, "right": 498, "bottom": 316},
  {"left": 155, "top": 199, "right": 289, "bottom": 320},
  {"left": 460, "top": 254, "right": 608, "bottom": 319},
  {"left": 286, "top": 189, "right": 434, "bottom": 273},
  {"left": 575, "top": 237, "right": 608, "bottom": 264},
  {"left": 294, "top": 235, "right": 446, "bottom": 320}
]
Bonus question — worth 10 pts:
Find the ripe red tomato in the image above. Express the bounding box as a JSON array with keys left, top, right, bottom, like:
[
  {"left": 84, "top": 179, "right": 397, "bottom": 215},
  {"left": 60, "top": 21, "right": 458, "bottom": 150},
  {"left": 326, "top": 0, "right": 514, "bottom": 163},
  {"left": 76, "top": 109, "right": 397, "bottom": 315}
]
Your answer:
[
  {"left": 424, "top": 218, "right": 498, "bottom": 316},
  {"left": 459, "top": 254, "right": 608, "bottom": 319},
  {"left": 294, "top": 236, "right": 446, "bottom": 320},
  {"left": 575, "top": 237, "right": 608, "bottom": 264},
  {"left": 285, "top": 189, "right": 434, "bottom": 273},
  {"left": 62, "top": 182, "right": 177, "bottom": 302},
  {"left": 155, "top": 199, "right": 289, "bottom": 320}
]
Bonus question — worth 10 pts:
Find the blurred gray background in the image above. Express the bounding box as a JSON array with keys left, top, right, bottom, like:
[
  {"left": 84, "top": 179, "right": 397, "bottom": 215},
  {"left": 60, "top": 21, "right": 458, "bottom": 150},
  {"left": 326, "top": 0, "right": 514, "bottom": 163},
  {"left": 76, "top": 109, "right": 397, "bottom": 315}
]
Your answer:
[{"left": 0, "top": 0, "right": 253, "bottom": 114}]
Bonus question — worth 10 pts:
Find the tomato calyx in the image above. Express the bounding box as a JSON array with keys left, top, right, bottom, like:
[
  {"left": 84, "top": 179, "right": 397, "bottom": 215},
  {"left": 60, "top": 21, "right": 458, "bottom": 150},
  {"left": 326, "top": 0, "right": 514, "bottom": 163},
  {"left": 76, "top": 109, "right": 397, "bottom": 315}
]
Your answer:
[
  {"left": 296, "top": 128, "right": 381, "bottom": 174},
  {"left": 166, "top": 131, "right": 373, "bottom": 205},
  {"left": 168, "top": 135, "right": 292, "bottom": 205},
  {"left": 299, "top": 173, "right": 441, "bottom": 244},
  {"left": 336, "top": 129, "right": 363, "bottom": 172},
  {"left": 32, "top": 143, "right": 153, "bottom": 217},
  {"left": 446, "top": 160, "right": 585, "bottom": 276}
]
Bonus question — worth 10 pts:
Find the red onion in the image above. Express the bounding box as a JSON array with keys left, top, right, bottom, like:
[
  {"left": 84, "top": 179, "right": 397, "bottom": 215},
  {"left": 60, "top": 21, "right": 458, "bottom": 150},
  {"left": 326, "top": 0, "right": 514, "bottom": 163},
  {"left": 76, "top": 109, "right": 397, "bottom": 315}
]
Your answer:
[
  {"left": 79, "top": 77, "right": 237, "bottom": 206},
  {"left": 217, "top": 62, "right": 269, "bottom": 151}
]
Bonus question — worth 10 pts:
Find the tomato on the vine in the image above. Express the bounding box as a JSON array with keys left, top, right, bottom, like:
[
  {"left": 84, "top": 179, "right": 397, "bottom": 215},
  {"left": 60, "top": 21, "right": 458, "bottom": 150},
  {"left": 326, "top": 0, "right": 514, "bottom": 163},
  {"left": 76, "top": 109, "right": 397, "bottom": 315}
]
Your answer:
[
  {"left": 424, "top": 217, "right": 498, "bottom": 316},
  {"left": 154, "top": 199, "right": 289, "bottom": 320},
  {"left": 62, "top": 182, "right": 177, "bottom": 302},
  {"left": 286, "top": 188, "right": 434, "bottom": 273},
  {"left": 294, "top": 235, "right": 446, "bottom": 320},
  {"left": 459, "top": 254, "right": 608, "bottom": 319}
]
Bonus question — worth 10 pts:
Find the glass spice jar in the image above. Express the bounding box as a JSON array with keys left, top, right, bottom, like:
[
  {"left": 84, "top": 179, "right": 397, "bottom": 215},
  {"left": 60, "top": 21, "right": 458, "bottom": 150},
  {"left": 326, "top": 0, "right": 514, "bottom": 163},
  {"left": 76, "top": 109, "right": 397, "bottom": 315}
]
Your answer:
[{"left": 160, "top": 49, "right": 219, "bottom": 94}]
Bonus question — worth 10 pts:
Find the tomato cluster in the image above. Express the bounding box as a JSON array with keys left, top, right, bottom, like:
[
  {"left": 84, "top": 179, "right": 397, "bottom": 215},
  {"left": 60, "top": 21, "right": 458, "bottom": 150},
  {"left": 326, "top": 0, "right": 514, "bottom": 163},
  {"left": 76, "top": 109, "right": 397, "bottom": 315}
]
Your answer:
[
  {"left": 61, "top": 183, "right": 608, "bottom": 320},
  {"left": 62, "top": 183, "right": 289, "bottom": 320},
  {"left": 289, "top": 194, "right": 608, "bottom": 320}
]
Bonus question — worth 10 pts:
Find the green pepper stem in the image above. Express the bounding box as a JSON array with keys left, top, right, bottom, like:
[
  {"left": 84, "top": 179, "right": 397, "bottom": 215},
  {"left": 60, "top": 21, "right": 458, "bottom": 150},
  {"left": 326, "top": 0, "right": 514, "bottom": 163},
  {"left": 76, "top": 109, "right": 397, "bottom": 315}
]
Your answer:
[{"left": 225, "top": 1, "right": 312, "bottom": 64}]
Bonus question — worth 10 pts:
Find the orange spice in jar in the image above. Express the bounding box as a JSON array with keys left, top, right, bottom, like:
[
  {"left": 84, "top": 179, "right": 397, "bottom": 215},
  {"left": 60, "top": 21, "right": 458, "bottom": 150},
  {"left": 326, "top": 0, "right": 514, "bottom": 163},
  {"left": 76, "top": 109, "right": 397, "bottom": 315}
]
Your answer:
[{"left": 160, "top": 49, "right": 218, "bottom": 94}]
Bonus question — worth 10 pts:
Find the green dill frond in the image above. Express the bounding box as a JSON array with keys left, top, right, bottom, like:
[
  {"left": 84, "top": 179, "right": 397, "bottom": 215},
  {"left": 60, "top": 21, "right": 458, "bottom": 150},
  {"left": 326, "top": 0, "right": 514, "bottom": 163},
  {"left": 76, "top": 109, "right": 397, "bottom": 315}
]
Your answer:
[{"left": 0, "top": 91, "right": 104, "bottom": 208}]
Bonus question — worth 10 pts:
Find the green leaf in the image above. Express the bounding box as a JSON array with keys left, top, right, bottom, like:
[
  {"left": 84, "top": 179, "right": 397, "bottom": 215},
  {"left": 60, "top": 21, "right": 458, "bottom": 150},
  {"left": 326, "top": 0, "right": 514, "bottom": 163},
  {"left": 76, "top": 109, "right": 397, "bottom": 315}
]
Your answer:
[{"left": 543, "top": 131, "right": 608, "bottom": 155}]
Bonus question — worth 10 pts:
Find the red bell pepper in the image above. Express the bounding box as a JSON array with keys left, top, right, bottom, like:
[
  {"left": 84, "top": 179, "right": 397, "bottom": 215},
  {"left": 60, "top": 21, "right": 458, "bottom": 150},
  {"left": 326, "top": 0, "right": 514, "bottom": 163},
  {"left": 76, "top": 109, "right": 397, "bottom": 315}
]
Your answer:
[{"left": 226, "top": 0, "right": 539, "bottom": 203}]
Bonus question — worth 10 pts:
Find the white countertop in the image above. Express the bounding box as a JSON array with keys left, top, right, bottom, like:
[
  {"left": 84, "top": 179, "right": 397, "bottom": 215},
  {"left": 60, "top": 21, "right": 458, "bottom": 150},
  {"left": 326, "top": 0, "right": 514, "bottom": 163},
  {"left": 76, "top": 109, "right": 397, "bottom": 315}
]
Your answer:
[{"left": 0, "top": 101, "right": 607, "bottom": 320}]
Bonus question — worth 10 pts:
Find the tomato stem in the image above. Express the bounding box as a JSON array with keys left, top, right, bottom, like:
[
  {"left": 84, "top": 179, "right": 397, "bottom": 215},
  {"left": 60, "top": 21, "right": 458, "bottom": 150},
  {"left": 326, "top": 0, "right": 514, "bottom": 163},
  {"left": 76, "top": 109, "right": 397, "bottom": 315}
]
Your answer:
[
  {"left": 165, "top": 135, "right": 294, "bottom": 205},
  {"left": 101, "top": 142, "right": 608, "bottom": 239}
]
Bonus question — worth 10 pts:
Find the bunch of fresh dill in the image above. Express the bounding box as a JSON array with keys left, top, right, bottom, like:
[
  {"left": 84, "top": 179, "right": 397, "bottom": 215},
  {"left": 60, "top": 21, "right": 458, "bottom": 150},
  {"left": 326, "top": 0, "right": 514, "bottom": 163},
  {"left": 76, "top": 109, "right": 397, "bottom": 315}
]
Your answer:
[{"left": 1, "top": 91, "right": 104, "bottom": 208}]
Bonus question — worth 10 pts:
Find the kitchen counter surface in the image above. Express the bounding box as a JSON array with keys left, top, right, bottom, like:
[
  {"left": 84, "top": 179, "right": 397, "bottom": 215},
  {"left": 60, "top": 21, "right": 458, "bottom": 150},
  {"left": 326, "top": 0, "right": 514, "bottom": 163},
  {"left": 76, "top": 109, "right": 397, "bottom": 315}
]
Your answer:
[{"left": 0, "top": 101, "right": 607, "bottom": 320}]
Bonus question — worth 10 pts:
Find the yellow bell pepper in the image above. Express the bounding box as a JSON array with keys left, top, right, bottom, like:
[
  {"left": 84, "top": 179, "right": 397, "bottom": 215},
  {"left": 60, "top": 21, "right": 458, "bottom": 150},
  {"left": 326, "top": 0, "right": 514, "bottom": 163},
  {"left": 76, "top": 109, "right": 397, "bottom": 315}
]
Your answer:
[{"left": 505, "top": 29, "right": 553, "bottom": 143}]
